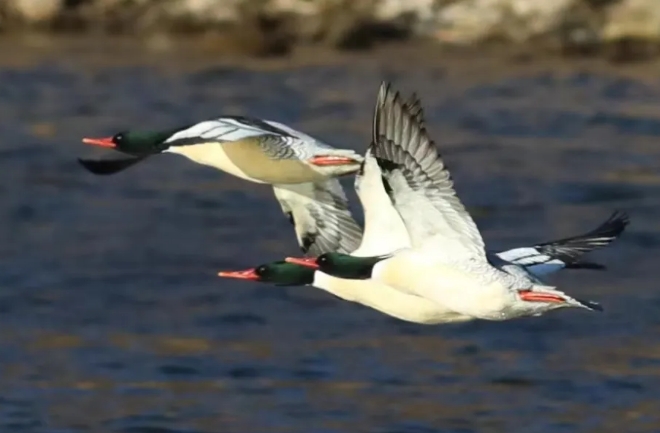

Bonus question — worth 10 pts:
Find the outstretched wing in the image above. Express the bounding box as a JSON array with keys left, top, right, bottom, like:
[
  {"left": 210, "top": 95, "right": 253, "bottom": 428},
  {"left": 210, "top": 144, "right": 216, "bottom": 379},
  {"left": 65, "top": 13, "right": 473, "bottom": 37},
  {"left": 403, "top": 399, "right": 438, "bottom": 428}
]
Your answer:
[
  {"left": 497, "top": 211, "right": 630, "bottom": 277},
  {"left": 273, "top": 179, "right": 363, "bottom": 256},
  {"left": 352, "top": 92, "right": 425, "bottom": 255},
  {"left": 78, "top": 155, "right": 149, "bottom": 175},
  {"left": 164, "top": 116, "right": 361, "bottom": 163},
  {"left": 369, "top": 81, "right": 486, "bottom": 259},
  {"left": 356, "top": 91, "right": 426, "bottom": 184}
]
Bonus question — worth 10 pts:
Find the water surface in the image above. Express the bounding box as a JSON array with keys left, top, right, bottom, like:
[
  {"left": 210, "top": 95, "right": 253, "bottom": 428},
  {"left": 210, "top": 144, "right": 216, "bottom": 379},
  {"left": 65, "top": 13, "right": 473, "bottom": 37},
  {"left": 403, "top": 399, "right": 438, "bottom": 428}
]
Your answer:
[{"left": 0, "top": 44, "right": 656, "bottom": 433}]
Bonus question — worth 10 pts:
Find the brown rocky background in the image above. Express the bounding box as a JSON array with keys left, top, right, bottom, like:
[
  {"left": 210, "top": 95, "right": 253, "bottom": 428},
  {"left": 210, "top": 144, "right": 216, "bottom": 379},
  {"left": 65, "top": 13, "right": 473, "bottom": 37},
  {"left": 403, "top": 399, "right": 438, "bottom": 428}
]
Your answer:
[{"left": 1, "top": 0, "right": 660, "bottom": 61}]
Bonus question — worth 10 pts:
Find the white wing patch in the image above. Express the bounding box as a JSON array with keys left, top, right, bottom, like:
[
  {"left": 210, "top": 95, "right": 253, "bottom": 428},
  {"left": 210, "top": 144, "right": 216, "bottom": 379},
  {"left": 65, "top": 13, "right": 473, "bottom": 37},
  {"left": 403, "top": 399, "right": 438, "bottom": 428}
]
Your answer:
[
  {"left": 273, "top": 179, "right": 363, "bottom": 256},
  {"left": 350, "top": 91, "right": 428, "bottom": 256},
  {"left": 352, "top": 149, "right": 411, "bottom": 256},
  {"left": 165, "top": 118, "right": 280, "bottom": 144},
  {"left": 370, "top": 82, "right": 486, "bottom": 260},
  {"left": 164, "top": 117, "right": 358, "bottom": 162},
  {"left": 494, "top": 247, "right": 566, "bottom": 278},
  {"left": 495, "top": 210, "right": 629, "bottom": 277}
]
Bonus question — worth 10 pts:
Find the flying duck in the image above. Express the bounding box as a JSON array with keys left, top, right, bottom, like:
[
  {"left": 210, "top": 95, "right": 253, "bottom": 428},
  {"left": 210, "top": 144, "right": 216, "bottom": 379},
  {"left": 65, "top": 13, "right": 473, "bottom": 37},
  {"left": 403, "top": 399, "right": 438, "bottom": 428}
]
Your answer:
[
  {"left": 284, "top": 82, "right": 629, "bottom": 321},
  {"left": 79, "top": 115, "right": 365, "bottom": 256},
  {"left": 79, "top": 116, "right": 362, "bottom": 184}
]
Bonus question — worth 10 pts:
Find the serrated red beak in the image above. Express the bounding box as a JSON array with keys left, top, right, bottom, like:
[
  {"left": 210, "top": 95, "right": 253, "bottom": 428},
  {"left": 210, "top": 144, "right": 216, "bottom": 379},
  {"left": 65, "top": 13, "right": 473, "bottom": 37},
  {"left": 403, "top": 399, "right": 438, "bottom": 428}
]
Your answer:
[
  {"left": 217, "top": 268, "right": 260, "bottom": 280},
  {"left": 284, "top": 257, "right": 319, "bottom": 269},
  {"left": 518, "top": 290, "right": 565, "bottom": 304},
  {"left": 82, "top": 137, "right": 116, "bottom": 148},
  {"left": 309, "top": 155, "right": 358, "bottom": 166}
]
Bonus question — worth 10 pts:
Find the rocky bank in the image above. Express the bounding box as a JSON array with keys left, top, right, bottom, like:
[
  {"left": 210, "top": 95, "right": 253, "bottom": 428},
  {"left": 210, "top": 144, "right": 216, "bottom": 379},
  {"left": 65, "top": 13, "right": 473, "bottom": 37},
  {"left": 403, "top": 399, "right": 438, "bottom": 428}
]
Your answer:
[{"left": 2, "top": 0, "right": 660, "bottom": 61}]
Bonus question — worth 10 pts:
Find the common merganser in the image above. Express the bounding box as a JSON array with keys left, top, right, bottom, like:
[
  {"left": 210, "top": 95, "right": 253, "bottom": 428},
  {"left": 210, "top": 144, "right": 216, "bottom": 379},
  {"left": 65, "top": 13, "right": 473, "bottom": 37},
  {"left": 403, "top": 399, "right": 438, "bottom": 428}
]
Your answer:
[
  {"left": 78, "top": 116, "right": 365, "bottom": 256},
  {"left": 220, "top": 201, "right": 626, "bottom": 324},
  {"left": 219, "top": 261, "right": 471, "bottom": 324},
  {"left": 221, "top": 208, "right": 626, "bottom": 324},
  {"left": 285, "top": 82, "right": 629, "bottom": 321},
  {"left": 78, "top": 116, "right": 362, "bottom": 184}
]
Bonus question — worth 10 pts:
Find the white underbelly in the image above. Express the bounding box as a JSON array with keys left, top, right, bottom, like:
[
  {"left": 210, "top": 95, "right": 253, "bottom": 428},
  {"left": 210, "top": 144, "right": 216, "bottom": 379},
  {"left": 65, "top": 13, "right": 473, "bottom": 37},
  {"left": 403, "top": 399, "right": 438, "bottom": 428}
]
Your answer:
[
  {"left": 166, "top": 141, "right": 325, "bottom": 184},
  {"left": 166, "top": 143, "right": 265, "bottom": 183},
  {"left": 373, "top": 254, "right": 512, "bottom": 320},
  {"left": 316, "top": 273, "right": 472, "bottom": 325}
]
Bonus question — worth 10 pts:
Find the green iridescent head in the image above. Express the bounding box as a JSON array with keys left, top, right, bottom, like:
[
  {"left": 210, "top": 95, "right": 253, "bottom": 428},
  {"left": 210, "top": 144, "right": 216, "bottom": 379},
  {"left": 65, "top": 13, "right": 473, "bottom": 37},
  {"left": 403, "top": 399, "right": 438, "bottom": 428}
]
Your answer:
[
  {"left": 218, "top": 260, "right": 316, "bottom": 287},
  {"left": 286, "top": 252, "right": 388, "bottom": 280},
  {"left": 82, "top": 128, "right": 186, "bottom": 156}
]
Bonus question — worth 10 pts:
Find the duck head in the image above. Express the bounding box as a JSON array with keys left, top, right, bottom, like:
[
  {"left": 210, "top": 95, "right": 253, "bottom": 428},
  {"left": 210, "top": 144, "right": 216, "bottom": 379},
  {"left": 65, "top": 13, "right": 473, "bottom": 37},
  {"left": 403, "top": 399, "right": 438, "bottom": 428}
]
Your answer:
[
  {"left": 79, "top": 127, "right": 185, "bottom": 175},
  {"left": 285, "top": 252, "right": 387, "bottom": 280},
  {"left": 83, "top": 130, "right": 177, "bottom": 155},
  {"left": 218, "top": 260, "right": 316, "bottom": 286}
]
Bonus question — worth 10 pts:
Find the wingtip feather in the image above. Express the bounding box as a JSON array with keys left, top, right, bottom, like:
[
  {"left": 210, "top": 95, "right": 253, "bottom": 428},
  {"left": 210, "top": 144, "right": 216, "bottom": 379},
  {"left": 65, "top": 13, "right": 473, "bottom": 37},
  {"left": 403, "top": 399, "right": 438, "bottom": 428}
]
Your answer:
[{"left": 563, "top": 261, "right": 606, "bottom": 270}]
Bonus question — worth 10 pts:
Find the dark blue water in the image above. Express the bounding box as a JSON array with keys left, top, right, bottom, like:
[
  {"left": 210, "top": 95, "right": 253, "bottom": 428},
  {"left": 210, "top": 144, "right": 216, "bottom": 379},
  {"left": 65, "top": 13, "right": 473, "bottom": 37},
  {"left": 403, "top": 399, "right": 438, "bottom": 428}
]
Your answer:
[{"left": 0, "top": 48, "right": 656, "bottom": 432}]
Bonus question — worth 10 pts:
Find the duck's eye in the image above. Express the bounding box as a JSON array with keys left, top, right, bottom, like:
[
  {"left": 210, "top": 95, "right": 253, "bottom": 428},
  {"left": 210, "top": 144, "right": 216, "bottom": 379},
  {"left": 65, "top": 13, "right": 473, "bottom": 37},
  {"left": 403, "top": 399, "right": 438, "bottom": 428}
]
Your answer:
[
  {"left": 255, "top": 266, "right": 267, "bottom": 275},
  {"left": 113, "top": 133, "right": 125, "bottom": 143},
  {"left": 318, "top": 256, "right": 327, "bottom": 264}
]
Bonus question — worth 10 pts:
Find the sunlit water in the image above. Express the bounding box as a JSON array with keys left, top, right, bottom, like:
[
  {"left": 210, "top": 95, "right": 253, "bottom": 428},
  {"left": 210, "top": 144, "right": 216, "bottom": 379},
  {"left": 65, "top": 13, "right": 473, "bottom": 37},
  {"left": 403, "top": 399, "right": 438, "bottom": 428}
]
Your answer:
[{"left": 0, "top": 48, "right": 657, "bottom": 432}]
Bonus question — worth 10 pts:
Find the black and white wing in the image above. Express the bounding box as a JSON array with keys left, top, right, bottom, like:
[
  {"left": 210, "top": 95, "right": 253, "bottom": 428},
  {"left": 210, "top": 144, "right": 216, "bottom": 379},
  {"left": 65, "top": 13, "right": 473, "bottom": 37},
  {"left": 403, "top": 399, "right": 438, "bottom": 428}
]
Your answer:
[
  {"left": 273, "top": 179, "right": 363, "bottom": 257},
  {"left": 164, "top": 116, "right": 294, "bottom": 144},
  {"left": 369, "top": 81, "right": 486, "bottom": 259},
  {"left": 161, "top": 116, "right": 300, "bottom": 158},
  {"left": 78, "top": 155, "right": 149, "bottom": 175},
  {"left": 356, "top": 90, "right": 426, "bottom": 185},
  {"left": 164, "top": 116, "right": 361, "bottom": 161},
  {"left": 497, "top": 211, "right": 629, "bottom": 277},
  {"left": 352, "top": 92, "right": 425, "bottom": 255}
]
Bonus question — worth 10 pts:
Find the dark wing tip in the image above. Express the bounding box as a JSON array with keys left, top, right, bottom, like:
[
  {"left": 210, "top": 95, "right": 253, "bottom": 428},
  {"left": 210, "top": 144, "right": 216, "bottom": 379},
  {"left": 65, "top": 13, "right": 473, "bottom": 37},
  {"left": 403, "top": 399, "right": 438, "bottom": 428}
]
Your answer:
[
  {"left": 301, "top": 232, "right": 317, "bottom": 255},
  {"left": 78, "top": 158, "right": 122, "bottom": 175},
  {"left": 370, "top": 81, "right": 430, "bottom": 161},
  {"left": 535, "top": 210, "right": 631, "bottom": 263},
  {"left": 375, "top": 156, "right": 402, "bottom": 173},
  {"left": 375, "top": 83, "right": 425, "bottom": 130},
  {"left": 576, "top": 210, "right": 630, "bottom": 241},
  {"left": 78, "top": 156, "right": 146, "bottom": 175},
  {"left": 403, "top": 92, "right": 426, "bottom": 127},
  {"left": 573, "top": 209, "right": 629, "bottom": 242},
  {"left": 371, "top": 81, "right": 394, "bottom": 153},
  {"left": 578, "top": 209, "right": 630, "bottom": 245},
  {"left": 598, "top": 210, "right": 630, "bottom": 237},
  {"left": 576, "top": 298, "right": 604, "bottom": 312},
  {"left": 563, "top": 261, "right": 606, "bottom": 270}
]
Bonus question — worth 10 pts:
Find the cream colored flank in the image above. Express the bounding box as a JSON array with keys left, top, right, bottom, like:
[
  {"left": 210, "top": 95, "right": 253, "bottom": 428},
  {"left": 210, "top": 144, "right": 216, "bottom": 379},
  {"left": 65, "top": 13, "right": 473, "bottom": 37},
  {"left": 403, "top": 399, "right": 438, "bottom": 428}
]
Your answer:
[{"left": 166, "top": 139, "right": 328, "bottom": 184}]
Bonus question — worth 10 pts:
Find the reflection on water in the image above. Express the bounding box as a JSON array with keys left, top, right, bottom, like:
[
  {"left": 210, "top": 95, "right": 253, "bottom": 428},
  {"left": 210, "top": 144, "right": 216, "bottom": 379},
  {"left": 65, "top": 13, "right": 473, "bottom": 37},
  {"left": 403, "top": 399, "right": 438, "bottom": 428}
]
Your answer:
[{"left": 0, "top": 46, "right": 657, "bottom": 432}]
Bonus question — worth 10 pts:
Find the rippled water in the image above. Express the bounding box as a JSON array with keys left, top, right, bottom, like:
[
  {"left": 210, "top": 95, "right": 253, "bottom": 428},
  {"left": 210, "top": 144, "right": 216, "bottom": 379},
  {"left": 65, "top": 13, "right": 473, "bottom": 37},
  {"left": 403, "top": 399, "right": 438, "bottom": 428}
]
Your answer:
[{"left": 0, "top": 44, "right": 657, "bottom": 432}]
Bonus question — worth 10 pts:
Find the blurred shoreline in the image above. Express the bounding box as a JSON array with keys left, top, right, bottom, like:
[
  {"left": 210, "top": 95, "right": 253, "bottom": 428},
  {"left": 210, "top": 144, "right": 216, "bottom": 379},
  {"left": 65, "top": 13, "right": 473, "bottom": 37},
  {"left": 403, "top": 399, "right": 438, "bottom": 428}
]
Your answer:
[
  {"left": 2, "top": 0, "right": 660, "bottom": 64},
  {"left": 2, "top": 34, "right": 660, "bottom": 84}
]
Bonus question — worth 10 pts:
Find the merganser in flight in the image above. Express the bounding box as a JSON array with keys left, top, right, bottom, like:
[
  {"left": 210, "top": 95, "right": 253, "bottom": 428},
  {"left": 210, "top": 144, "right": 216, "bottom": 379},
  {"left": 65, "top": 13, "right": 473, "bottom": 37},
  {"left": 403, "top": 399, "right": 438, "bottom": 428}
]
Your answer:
[
  {"left": 283, "top": 82, "right": 629, "bottom": 321},
  {"left": 78, "top": 116, "right": 362, "bottom": 183},
  {"left": 78, "top": 116, "right": 364, "bottom": 256},
  {"left": 219, "top": 202, "right": 627, "bottom": 324}
]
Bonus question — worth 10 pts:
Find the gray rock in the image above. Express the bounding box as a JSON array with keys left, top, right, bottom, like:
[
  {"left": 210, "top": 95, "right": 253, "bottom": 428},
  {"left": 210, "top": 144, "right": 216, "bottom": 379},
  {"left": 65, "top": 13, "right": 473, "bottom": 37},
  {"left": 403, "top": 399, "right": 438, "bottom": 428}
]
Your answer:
[
  {"left": 602, "top": 0, "right": 660, "bottom": 42},
  {"left": 434, "top": 0, "right": 577, "bottom": 44},
  {"left": 8, "top": 0, "right": 63, "bottom": 23}
]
